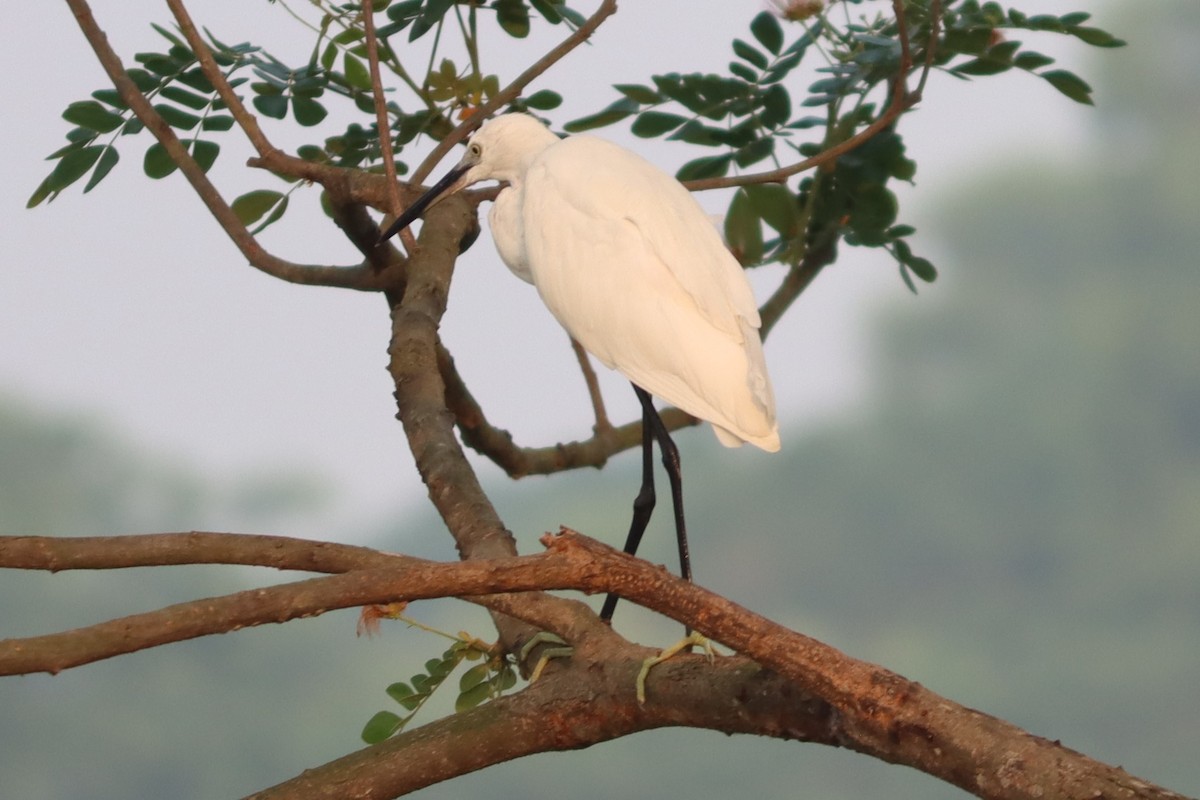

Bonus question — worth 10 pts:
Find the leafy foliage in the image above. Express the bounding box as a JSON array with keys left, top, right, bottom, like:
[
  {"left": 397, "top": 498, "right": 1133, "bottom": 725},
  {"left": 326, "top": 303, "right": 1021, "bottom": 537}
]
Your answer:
[
  {"left": 564, "top": 2, "right": 1122, "bottom": 290},
  {"left": 30, "top": 1, "right": 1120, "bottom": 279},
  {"left": 360, "top": 618, "right": 517, "bottom": 744}
]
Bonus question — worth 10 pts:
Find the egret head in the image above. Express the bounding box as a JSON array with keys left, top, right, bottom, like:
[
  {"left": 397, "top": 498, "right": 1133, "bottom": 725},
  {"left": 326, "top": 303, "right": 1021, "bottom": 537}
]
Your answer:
[{"left": 378, "top": 113, "right": 558, "bottom": 244}]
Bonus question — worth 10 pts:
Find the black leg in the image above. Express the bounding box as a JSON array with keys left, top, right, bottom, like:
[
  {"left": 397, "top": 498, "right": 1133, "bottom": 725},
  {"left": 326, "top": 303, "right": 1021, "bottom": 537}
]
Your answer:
[
  {"left": 600, "top": 389, "right": 656, "bottom": 622},
  {"left": 638, "top": 386, "right": 690, "bottom": 584},
  {"left": 600, "top": 384, "right": 692, "bottom": 624}
]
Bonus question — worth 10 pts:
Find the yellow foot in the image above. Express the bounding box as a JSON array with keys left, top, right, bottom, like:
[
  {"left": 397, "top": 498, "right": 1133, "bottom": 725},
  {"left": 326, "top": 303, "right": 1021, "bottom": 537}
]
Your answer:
[
  {"left": 636, "top": 631, "right": 715, "bottom": 704},
  {"left": 518, "top": 632, "right": 574, "bottom": 683}
]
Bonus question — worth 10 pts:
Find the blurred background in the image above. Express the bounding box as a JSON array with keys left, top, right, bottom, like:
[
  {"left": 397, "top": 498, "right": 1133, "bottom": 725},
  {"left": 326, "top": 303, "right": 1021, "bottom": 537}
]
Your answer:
[{"left": 2, "top": 1, "right": 1197, "bottom": 798}]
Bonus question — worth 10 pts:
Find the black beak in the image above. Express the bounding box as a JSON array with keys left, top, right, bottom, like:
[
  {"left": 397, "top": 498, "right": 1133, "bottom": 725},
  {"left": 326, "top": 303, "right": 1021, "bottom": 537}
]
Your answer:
[{"left": 378, "top": 163, "right": 471, "bottom": 244}]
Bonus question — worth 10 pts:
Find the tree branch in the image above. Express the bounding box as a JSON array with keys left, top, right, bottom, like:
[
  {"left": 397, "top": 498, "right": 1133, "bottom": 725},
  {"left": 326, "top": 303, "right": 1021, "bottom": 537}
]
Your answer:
[
  {"left": 0, "top": 547, "right": 587, "bottom": 676},
  {"left": 569, "top": 336, "right": 612, "bottom": 434},
  {"left": 682, "top": 0, "right": 931, "bottom": 193},
  {"left": 2, "top": 525, "right": 1185, "bottom": 800},
  {"left": 65, "top": 0, "right": 387, "bottom": 290},
  {"left": 246, "top": 648, "right": 831, "bottom": 800},
  {"left": 382, "top": 192, "right": 573, "bottom": 651},
  {"left": 0, "top": 531, "right": 399, "bottom": 572},
  {"left": 166, "top": 0, "right": 276, "bottom": 158},
  {"left": 438, "top": 336, "right": 700, "bottom": 477}
]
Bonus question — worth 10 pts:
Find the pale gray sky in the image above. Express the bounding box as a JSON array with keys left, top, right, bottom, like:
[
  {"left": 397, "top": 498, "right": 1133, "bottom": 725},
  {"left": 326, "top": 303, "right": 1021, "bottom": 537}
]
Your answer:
[{"left": 0, "top": 1, "right": 1116, "bottom": 532}]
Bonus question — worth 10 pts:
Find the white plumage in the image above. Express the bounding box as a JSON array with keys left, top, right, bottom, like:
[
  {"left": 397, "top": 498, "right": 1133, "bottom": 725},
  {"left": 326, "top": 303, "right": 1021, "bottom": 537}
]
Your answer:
[{"left": 421, "top": 113, "right": 780, "bottom": 452}]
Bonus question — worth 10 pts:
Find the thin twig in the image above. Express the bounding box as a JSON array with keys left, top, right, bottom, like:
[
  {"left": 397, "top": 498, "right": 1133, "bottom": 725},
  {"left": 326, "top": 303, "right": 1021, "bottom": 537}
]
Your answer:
[
  {"left": 915, "top": 0, "right": 943, "bottom": 99},
  {"left": 362, "top": 0, "right": 418, "bottom": 255},
  {"left": 167, "top": 0, "right": 275, "bottom": 158},
  {"left": 686, "top": 0, "right": 918, "bottom": 192},
  {"left": 569, "top": 336, "right": 612, "bottom": 434}
]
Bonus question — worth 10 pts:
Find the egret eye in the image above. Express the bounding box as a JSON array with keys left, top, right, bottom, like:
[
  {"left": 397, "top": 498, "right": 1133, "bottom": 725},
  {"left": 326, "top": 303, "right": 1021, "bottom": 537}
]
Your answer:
[{"left": 468, "top": 142, "right": 482, "bottom": 158}]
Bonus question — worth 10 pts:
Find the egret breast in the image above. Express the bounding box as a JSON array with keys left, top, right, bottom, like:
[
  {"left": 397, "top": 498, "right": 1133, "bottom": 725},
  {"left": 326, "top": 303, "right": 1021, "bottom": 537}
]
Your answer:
[{"left": 488, "top": 184, "right": 534, "bottom": 284}]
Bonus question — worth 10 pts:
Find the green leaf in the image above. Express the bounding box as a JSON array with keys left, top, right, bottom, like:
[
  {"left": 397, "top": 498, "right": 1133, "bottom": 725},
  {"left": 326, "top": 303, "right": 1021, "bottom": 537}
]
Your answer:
[
  {"left": 361, "top": 711, "right": 403, "bottom": 744},
  {"left": 530, "top": 0, "right": 562, "bottom": 24},
  {"left": 150, "top": 22, "right": 187, "bottom": 49},
  {"left": 749, "top": 11, "right": 783, "bottom": 55},
  {"left": 385, "top": 681, "right": 418, "bottom": 709},
  {"left": 62, "top": 101, "right": 124, "bottom": 133},
  {"left": 232, "top": 190, "right": 286, "bottom": 225},
  {"left": 849, "top": 184, "right": 898, "bottom": 238},
  {"left": 177, "top": 67, "right": 216, "bottom": 93},
  {"left": 202, "top": 114, "right": 235, "bottom": 132},
  {"left": 155, "top": 103, "right": 202, "bottom": 130},
  {"left": 291, "top": 96, "right": 328, "bottom": 126},
  {"left": 253, "top": 93, "right": 288, "bottom": 119},
  {"left": 564, "top": 98, "right": 638, "bottom": 132},
  {"left": 724, "top": 188, "right": 763, "bottom": 265},
  {"left": 320, "top": 42, "right": 338, "bottom": 72},
  {"left": 676, "top": 153, "right": 732, "bottom": 182},
  {"left": 190, "top": 140, "right": 219, "bottom": 173},
  {"left": 82, "top": 145, "right": 120, "bottom": 193},
  {"left": 732, "top": 39, "right": 768, "bottom": 70},
  {"left": 91, "top": 89, "right": 128, "bottom": 110},
  {"left": 143, "top": 142, "right": 177, "bottom": 179},
  {"left": 613, "top": 83, "right": 660, "bottom": 104},
  {"left": 127, "top": 68, "right": 160, "bottom": 93},
  {"left": 160, "top": 85, "right": 211, "bottom": 110},
  {"left": 455, "top": 681, "right": 492, "bottom": 713},
  {"left": 427, "top": 655, "right": 454, "bottom": 678},
  {"left": 410, "top": 0, "right": 454, "bottom": 40},
  {"left": 1069, "top": 26, "right": 1125, "bottom": 48},
  {"left": 458, "top": 663, "right": 489, "bottom": 692},
  {"left": 905, "top": 254, "right": 937, "bottom": 283},
  {"left": 762, "top": 49, "right": 803, "bottom": 84},
  {"left": 1013, "top": 51, "right": 1054, "bottom": 71},
  {"left": 734, "top": 136, "right": 774, "bottom": 168},
  {"left": 952, "top": 41, "right": 1021, "bottom": 77},
  {"left": 250, "top": 195, "right": 289, "bottom": 233},
  {"left": 523, "top": 89, "right": 562, "bottom": 110},
  {"left": 494, "top": 0, "right": 531, "bottom": 38},
  {"left": 760, "top": 84, "right": 790, "bottom": 128},
  {"left": 343, "top": 53, "right": 372, "bottom": 91},
  {"left": 33, "top": 145, "right": 107, "bottom": 203},
  {"left": 631, "top": 111, "right": 687, "bottom": 138},
  {"left": 1041, "top": 69, "right": 1093, "bottom": 105},
  {"left": 26, "top": 174, "right": 57, "bottom": 208},
  {"left": 729, "top": 62, "right": 758, "bottom": 83},
  {"left": 53, "top": 145, "right": 106, "bottom": 185},
  {"left": 744, "top": 183, "right": 799, "bottom": 236},
  {"left": 667, "top": 119, "right": 723, "bottom": 147}
]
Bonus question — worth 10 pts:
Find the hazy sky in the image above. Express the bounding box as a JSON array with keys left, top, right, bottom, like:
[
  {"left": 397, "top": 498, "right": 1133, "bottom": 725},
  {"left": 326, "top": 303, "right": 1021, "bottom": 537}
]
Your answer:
[{"left": 0, "top": 0, "right": 1117, "bottom": 531}]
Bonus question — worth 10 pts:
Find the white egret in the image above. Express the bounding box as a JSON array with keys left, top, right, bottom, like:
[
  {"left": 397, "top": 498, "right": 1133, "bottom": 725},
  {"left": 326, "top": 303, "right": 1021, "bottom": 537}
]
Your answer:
[{"left": 380, "top": 113, "right": 779, "bottom": 621}]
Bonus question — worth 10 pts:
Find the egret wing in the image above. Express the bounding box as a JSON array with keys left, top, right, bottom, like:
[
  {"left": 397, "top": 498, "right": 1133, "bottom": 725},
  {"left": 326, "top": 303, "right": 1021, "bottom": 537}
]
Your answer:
[{"left": 520, "top": 136, "right": 778, "bottom": 450}]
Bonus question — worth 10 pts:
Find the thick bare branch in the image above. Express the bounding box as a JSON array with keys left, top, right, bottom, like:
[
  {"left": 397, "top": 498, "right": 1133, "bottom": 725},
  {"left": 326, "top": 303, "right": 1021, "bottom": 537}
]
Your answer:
[
  {"left": 383, "top": 192, "right": 575, "bottom": 650},
  {"left": 542, "top": 531, "right": 1187, "bottom": 800},
  {"left": 0, "top": 531, "right": 400, "bottom": 573},
  {"left": 438, "top": 337, "right": 700, "bottom": 476},
  {"left": 0, "top": 548, "right": 586, "bottom": 676},
  {"left": 2, "top": 524, "right": 1186, "bottom": 800},
  {"left": 246, "top": 648, "right": 831, "bottom": 800}
]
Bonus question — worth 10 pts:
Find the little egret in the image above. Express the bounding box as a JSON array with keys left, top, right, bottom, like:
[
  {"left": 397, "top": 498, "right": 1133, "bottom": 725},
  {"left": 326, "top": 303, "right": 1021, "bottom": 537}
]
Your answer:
[{"left": 380, "top": 113, "right": 780, "bottom": 621}]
